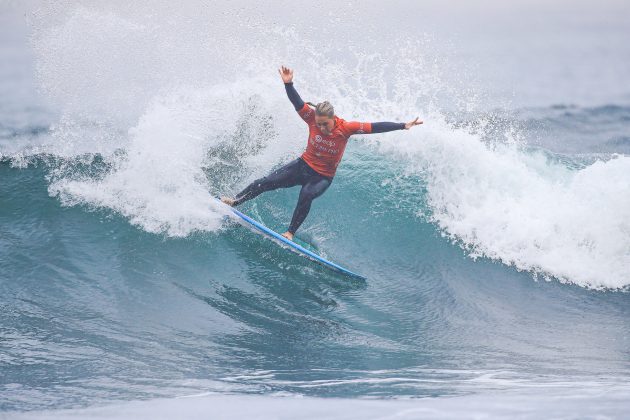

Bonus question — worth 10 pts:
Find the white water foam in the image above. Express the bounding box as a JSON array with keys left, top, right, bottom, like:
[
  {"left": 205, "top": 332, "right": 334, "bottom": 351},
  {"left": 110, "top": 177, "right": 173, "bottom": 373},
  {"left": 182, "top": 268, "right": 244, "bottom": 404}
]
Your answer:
[
  {"left": 25, "top": 3, "right": 451, "bottom": 236},
  {"left": 377, "top": 114, "right": 630, "bottom": 289}
]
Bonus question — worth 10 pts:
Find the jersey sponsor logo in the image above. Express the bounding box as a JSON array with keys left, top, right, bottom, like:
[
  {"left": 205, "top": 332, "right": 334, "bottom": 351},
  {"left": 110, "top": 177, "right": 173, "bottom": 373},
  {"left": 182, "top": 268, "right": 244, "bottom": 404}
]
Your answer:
[
  {"left": 302, "top": 116, "right": 357, "bottom": 176},
  {"left": 312, "top": 134, "right": 336, "bottom": 147}
]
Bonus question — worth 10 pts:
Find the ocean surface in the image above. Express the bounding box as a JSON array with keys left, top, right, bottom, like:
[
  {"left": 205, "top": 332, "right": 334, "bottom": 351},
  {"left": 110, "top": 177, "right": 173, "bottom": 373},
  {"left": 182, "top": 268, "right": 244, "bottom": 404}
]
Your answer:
[{"left": 1, "top": 1, "right": 630, "bottom": 418}]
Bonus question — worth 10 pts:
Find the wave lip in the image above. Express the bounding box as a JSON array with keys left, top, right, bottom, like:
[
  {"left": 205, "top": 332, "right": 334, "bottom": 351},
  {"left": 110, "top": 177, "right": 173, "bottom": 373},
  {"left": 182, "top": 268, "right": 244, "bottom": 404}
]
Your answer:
[{"left": 379, "top": 113, "right": 630, "bottom": 290}]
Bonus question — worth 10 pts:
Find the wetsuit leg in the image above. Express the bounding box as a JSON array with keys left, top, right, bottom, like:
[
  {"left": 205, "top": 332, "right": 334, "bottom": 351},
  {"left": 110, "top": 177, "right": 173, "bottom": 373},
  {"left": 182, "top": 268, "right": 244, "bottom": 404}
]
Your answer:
[
  {"left": 288, "top": 176, "right": 332, "bottom": 234},
  {"left": 233, "top": 159, "right": 304, "bottom": 206}
]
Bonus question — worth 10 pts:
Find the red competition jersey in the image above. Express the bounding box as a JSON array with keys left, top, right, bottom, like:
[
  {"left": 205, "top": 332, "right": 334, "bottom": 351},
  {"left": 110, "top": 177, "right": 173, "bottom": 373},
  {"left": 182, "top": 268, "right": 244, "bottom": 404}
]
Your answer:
[{"left": 297, "top": 103, "right": 372, "bottom": 178}]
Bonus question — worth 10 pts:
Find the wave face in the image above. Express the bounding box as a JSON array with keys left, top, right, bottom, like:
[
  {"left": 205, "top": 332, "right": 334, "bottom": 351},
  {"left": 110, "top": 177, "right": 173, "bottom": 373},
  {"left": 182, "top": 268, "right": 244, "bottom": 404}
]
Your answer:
[{"left": 1, "top": 1, "right": 630, "bottom": 415}]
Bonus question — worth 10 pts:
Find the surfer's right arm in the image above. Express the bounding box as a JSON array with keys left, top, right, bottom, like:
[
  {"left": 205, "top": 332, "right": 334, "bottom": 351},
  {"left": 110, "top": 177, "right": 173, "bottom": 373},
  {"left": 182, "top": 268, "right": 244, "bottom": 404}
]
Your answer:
[
  {"left": 279, "top": 66, "right": 305, "bottom": 111},
  {"left": 285, "top": 83, "right": 305, "bottom": 111}
]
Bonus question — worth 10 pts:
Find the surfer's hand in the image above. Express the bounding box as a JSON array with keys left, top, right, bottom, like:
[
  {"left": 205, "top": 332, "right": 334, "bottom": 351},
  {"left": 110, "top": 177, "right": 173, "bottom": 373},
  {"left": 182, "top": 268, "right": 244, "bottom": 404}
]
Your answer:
[
  {"left": 404, "top": 117, "right": 423, "bottom": 129},
  {"left": 279, "top": 65, "right": 294, "bottom": 83}
]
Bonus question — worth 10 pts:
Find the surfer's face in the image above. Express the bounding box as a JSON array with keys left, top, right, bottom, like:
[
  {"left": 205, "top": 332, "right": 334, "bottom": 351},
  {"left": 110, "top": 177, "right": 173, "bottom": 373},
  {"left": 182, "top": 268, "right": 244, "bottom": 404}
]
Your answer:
[{"left": 315, "top": 115, "right": 334, "bottom": 135}]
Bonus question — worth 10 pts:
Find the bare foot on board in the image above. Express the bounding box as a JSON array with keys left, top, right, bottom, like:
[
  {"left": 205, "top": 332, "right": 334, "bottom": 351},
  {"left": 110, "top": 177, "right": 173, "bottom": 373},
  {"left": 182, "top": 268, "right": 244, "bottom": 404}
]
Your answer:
[
  {"left": 281, "top": 231, "right": 294, "bottom": 241},
  {"left": 220, "top": 197, "right": 236, "bottom": 206}
]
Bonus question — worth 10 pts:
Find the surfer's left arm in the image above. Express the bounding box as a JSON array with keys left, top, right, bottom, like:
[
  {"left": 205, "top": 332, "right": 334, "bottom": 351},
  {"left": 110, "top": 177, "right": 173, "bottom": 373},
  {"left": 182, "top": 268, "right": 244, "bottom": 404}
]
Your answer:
[
  {"left": 372, "top": 117, "right": 423, "bottom": 132},
  {"left": 346, "top": 117, "right": 423, "bottom": 135}
]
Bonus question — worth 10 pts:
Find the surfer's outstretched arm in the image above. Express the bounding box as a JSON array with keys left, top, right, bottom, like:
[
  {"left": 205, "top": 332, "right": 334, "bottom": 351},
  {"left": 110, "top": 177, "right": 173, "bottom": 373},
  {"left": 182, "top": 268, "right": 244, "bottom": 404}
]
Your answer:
[
  {"left": 343, "top": 117, "right": 423, "bottom": 136},
  {"left": 369, "top": 117, "right": 423, "bottom": 133},
  {"left": 370, "top": 122, "right": 406, "bottom": 133},
  {"left": 285, "top": 83, "right": 305, "bottom": 111},
  {"left": 279, "top": 65, "right": 305, "bottom": 111}
]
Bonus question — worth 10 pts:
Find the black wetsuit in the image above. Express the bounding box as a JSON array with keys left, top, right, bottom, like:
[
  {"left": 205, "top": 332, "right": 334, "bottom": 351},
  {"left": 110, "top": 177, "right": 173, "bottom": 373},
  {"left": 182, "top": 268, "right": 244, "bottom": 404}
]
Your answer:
[{"left": 233, "top": 157, "right": 331, "bottom": 234}]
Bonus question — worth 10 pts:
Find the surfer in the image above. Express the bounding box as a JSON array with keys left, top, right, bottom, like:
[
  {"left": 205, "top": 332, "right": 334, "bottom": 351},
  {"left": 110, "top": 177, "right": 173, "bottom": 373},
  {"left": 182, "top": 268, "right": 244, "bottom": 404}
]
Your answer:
[{"left": 221, "top": 66, "right": 422, "bottom": 241}]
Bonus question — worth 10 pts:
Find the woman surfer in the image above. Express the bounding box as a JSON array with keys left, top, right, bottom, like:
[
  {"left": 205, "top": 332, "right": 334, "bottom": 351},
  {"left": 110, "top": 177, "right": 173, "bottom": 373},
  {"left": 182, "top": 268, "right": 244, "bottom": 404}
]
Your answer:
[{"left": 221, "top": 66, "right": 423, "bottom": 241}]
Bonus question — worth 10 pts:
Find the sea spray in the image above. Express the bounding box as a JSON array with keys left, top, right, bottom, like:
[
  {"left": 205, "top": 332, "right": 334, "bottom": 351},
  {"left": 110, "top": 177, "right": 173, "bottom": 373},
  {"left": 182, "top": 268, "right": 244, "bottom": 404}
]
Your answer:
[{"left": 376, "top": 113, "right": 630, "bottom": 289}]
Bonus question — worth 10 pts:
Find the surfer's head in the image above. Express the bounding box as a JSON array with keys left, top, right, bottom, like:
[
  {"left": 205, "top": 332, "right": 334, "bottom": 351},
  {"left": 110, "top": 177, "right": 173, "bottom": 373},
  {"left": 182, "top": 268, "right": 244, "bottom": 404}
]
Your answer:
[{"left": 308, "top": 101, "right": 335, "bottom": 135}]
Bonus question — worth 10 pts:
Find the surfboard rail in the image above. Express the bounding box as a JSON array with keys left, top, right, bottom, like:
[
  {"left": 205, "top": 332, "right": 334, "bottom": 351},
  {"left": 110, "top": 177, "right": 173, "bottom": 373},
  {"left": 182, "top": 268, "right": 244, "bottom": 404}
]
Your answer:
[{"left": 216, "top": 199, "right": 366, "bottom": 280}]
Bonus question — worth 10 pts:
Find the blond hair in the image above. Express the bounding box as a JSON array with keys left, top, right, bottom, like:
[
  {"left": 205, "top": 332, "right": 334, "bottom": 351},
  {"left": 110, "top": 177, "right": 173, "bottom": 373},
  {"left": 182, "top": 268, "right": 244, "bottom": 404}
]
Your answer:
[{"left": 306, "top": 101, "right": 334, "bottom": 118}]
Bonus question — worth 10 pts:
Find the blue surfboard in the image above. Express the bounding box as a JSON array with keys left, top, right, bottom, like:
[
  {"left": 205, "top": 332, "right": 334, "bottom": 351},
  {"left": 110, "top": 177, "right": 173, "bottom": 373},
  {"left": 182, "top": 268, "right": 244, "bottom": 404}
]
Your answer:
[{"left": 216, "top": 198, "right": 366, "bottom": 280}]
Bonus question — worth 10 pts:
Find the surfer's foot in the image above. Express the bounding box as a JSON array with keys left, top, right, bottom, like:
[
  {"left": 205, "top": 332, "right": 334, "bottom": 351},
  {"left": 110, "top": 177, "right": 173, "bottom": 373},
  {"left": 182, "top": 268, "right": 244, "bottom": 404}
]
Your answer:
[
  {"left": 221, "top": 196, "right": 236, "bottom": 207},
  {"left": 281, "top": 231, "right": 294, "bottom": 241}
]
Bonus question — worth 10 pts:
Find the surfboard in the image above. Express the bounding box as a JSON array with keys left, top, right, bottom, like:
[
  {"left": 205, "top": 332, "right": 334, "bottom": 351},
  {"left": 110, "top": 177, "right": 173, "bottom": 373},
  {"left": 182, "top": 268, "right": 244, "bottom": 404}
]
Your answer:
[{"left": 215, "top": 198, "right": 366, "bottom": 280}]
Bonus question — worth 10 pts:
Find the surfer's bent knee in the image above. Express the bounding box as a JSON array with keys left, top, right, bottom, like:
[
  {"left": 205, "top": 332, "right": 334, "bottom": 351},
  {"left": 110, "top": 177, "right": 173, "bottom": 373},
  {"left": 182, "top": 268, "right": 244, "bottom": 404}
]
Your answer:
[{"left": 301, "top": 188, "right": 318, "bottom": 201}]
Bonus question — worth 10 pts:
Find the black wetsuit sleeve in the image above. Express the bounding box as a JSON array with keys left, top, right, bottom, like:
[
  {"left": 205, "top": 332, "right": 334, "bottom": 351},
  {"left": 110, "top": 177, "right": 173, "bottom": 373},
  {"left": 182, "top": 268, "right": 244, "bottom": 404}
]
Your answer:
[
  {"left": 284, "top": 82, "right": 305, "bottom": 111},
  {"left": 371, "top": 122, "right": 406, "bottom": 133}
]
